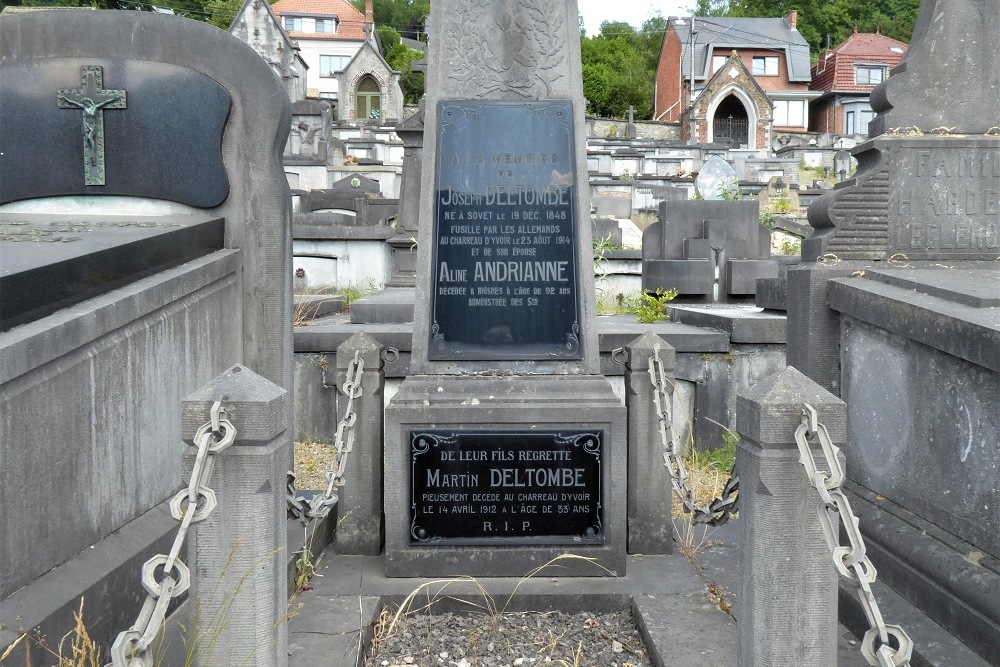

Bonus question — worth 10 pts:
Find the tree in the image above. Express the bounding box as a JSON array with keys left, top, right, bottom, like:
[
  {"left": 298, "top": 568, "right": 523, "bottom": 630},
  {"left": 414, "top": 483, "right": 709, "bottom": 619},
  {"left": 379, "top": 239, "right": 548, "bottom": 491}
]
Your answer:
[
  {"left": 580, "top": 17, "right": 661, "bottom": 119},
  {"left": 351, "top": 0, "right": 428, "bottom": 41},
  {"left": 377, "top": 24, "right": 425, "bottom": 103}
]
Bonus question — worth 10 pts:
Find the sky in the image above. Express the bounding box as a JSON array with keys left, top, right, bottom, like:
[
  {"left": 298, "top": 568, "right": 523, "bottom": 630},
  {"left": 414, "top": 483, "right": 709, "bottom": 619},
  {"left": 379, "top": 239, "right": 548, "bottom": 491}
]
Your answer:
[{"left": 577, "top": 0, "right": 694, "bottom": 37}]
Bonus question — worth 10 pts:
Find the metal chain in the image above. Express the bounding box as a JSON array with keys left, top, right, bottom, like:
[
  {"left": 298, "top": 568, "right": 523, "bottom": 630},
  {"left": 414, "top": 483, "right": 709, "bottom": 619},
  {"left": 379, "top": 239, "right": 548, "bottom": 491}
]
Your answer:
[
  {"left": 288, "top": 350, "right": 363, "bottom": 524},
  {"left": 649, "top": 349, "right": 739, "bottom": 526},
  {"left": 795, "top": 404, "right": 914, "bottom": 667},
  {"left": 107, "top": 401, "right": 235, "bottom": 667}
]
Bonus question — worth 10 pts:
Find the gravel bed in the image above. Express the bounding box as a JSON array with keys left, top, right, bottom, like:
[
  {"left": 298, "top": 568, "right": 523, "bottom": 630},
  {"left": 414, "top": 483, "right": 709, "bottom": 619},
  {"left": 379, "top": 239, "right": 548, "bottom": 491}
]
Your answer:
[{"left": 366, "top": 609, "right": 650, "bottom": 667}]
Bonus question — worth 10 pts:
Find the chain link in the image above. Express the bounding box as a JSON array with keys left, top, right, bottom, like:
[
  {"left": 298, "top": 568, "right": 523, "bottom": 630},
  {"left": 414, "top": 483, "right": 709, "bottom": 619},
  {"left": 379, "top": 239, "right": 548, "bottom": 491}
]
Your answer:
[
  {"left": 649, "top": 349, "right": 739, "bottom": 526},
  {"left": 795, "top": 404, "right": 914, "bottom": 667},
  {"left": 107, "top": 401, "right": 235, "bottom": 667},
  {"left": 288, "top": 350, "right": 363, "bottom": 525}
]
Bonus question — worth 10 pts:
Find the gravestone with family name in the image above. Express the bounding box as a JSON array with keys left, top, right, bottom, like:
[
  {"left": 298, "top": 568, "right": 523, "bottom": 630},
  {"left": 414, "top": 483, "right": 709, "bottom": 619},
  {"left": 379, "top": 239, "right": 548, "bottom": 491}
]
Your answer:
[
  {"left": 384, "top": 0, "right": 626, "bottom": 577},
  {"left": 0, "top": 9, "right": 292, "bottom": 661},
  {"left": 788, "top": 1, "right": 1000, "bottom": 657}
]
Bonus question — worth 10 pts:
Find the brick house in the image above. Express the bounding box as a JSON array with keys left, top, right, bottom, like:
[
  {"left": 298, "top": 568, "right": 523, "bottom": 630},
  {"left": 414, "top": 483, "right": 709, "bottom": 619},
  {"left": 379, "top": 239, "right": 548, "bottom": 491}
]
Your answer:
[
  {"left": 654, "top": 13, "right": 815, "bottom": 149},
  {"left": 809, "top": 29, "right": 908, "bottom": 136}
]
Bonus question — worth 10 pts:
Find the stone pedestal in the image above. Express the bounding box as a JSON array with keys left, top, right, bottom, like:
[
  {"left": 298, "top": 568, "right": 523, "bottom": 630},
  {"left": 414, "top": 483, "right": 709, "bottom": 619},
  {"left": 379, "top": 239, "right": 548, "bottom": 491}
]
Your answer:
[{"left": 384, "top": 375, "right": 626, "bottom": 577}]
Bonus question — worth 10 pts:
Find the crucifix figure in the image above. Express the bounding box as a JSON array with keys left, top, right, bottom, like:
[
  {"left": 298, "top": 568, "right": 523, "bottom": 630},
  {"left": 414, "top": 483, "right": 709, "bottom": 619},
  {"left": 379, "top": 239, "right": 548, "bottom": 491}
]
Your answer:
[{"left": 57, "top": 65, "right": 127, "bottom": 186}]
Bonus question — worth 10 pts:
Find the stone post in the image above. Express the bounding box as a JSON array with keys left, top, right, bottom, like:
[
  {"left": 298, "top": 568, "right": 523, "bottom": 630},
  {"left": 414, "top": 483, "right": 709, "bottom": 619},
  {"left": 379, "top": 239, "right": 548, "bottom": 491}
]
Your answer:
[
  {"left": 735, "top": 366, "right": 844, "bottom": 667},
  {"left": 335, "top": 332, "right": 385, "bottom": 554},
  {"left": 625, "top": 332, "right": 674, "bottom": 555},
  {"left": 181, "top": 364, "right": 289, "bottom": 667}
]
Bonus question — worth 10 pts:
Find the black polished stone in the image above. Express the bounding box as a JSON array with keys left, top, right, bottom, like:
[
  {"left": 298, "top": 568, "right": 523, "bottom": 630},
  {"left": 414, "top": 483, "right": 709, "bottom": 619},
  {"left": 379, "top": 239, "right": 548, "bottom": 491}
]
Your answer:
[
  {"left": 0, "top": 214, "right": 225, "bottom": 331},
  {"left": 0, "top": 59, "right": 230, "bottom": 208},
  {"left": 429, "top": 101, "right": 581, "bottom": 360},
  {"left": 409, "top": 430, "right": 603, "bottom": 545}
]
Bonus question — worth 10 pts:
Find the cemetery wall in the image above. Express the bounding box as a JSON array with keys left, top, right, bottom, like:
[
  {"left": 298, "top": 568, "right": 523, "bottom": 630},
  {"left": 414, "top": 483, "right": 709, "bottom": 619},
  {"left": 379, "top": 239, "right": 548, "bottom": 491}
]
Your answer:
[
  {"left": 593, "top": 118, "right": 680, "bottom": 142},
  {"left": 0, "top": 253, "right": 241, "bottom": 598}
]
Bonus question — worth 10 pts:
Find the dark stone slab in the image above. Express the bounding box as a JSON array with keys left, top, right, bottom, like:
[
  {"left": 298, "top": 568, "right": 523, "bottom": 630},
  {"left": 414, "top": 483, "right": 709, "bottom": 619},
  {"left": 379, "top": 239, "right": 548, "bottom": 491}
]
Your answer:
[
  {"left": 0, "top": 59, "right": 230, "bottom": 208},
  {"left": 594, "top": 217, "right": 624, "bottom": 245},
  {"left": 299, "top": 175, "right": 380, "bottom": 213},
  {"left": 726, "top": 259, "right": 780, "bottom": 295},
  {"left": 1, "top": 213, "right": 224, "bottom": 331},
  {"left": 840, "top": 316, "right": 1000, "bottom": 556},
  {"left": 785, "top": 262, "right": 861, "bottom": 393},
  {"left": 844, "top": 485, "right": 998, "bottom": 666},
  {"left": 668, "top": 306, "right": 786, "bottom": 344},
  {"left": 642, "top": 259, "right": 714, "bottom": 296},
  {"left": 828, "top": 268, "right": 1000, "bottom": 373},
  {"left": 863, "top": 268, "right": 1000, "bottom": 308},
  {"left": 754, "top": 276, "right": 787, "bottom": 310},
  {"left": 349, "top": 287, "right": 415, "bottom": 324},
  {"left": 428, "top": 101, "right": 581, "bottom": 361}
]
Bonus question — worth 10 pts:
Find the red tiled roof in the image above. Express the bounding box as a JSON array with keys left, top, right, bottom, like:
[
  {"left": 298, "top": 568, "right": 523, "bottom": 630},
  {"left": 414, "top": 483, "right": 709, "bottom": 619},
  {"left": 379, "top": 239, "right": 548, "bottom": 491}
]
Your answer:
[
  {"left": 811, "top": 31, "right": 908, "bottom": 93},
  {"left": 271, "top": 0, "right": 368, "bottom": 41}
]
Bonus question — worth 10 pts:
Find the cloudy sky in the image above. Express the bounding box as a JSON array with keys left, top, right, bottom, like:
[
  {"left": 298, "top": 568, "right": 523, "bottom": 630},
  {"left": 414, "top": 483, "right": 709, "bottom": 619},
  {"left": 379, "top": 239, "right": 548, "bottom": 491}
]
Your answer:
[{"left": 577, "top": 0, "right": 694, "bottom": 37}]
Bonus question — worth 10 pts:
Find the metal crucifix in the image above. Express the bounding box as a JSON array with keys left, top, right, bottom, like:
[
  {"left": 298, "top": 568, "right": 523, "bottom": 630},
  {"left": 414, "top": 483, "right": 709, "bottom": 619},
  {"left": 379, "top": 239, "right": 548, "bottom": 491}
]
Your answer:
[{"left": 57, "top": 65, "right": 127, "bottom": 186}]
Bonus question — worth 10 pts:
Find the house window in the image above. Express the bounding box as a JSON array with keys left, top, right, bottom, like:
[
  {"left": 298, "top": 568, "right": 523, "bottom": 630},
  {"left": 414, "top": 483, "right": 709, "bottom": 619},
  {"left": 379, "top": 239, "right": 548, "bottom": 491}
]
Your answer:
[
  {"left": 284, "top": 17, "right": 302, "bottom": 31},
  {"left": 773, "top": 99, "right": 805, "bottom": 127},
  {"left": 752, "top": 56, "right": 778, "bottom": 76},
  {"left": 314, "top": 18, "right": 336, "bottom": 33},
  {"left": 355, "top": 75, "right": 381, "bottom": 120},
  {"left": 712, "top": 55, "right": 727, "bottom": 73},
  {"left": 320, "top": 55, "right": 351, "bottom": 77},
  {"left": 855, "top": 66, "right": 886, "bottom": 85},
  {"left": 859, "top": 110, "right": 876, "bottom": 134},
  {"left": 846, "top": 109, "right": 877, "bottom": 134}
]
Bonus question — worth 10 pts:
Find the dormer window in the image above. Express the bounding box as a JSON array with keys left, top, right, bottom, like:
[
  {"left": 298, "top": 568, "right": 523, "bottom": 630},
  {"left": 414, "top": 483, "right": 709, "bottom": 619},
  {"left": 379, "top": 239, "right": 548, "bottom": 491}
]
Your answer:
[
  {"left": 315, "top": 18, "right": 336, "bottom": 33},
  {"left": 752, "top": 56, "right": 778, "bottom": 76},
  {"left": 284, "top": 17, "right": 302, "bottom": 31},
  {"left": 855, "top": 65, "right": 886, "bottom": 85}
]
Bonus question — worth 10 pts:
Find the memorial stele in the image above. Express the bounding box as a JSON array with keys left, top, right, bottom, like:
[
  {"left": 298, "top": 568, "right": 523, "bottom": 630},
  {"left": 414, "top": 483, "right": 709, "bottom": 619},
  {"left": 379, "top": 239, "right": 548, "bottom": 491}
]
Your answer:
[{"left": 384, "top": 0, "right": 627, "bottom": 577}]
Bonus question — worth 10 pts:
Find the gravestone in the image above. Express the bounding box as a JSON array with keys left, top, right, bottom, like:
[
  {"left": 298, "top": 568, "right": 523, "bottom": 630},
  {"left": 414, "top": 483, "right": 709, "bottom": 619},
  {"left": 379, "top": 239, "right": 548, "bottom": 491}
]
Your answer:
[
  {"left": 642, "top": 199, "right": 779, "bottom": 302},
  {"left": 623, "top": 105, "right": 638, "bottom": 139},
  {"left": 286, "top": 99, "right": 332, "bottom": 164},
  {"left": 789, "top": 1, "right": 1000, "bottom": 658},
  {"left": 833, "top": 149, "right": 852, "bottom": 181},
  {"left": 0, "top": 9, "right": 292, "bottom": 658},
  {"left": 758, "top": 175, "right": 799, "bottom": 215},
  {"left": 384, "top": 0, "right": 626, "bottom": 577},
  {"left": 695, "top": 155, "right": 738, "bottom": 200}
]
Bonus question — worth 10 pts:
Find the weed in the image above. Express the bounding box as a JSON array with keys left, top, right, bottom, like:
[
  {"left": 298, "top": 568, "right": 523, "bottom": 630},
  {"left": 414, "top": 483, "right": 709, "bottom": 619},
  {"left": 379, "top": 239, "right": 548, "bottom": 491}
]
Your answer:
[
  {"left": 759, "top": 210, "right": 775, "bottom": 230},
  {"left": 780, "top": 236, "right": 802, "bottom": 255},
  {"left": 5, "top": 599, "right": 102, "bottom": 666},
  {"left": 632, "top": 288, "right": 678, "bottom": 323},
  {"left": 368, "top": 554, "right": 614, "bottom": 661}
]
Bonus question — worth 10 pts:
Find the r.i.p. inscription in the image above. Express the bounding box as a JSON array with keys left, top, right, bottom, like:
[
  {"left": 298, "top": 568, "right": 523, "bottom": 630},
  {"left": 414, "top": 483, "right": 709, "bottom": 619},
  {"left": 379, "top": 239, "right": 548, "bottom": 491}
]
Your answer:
[{"left": 57, "top": 65, "right": 127, "bottom": 186}]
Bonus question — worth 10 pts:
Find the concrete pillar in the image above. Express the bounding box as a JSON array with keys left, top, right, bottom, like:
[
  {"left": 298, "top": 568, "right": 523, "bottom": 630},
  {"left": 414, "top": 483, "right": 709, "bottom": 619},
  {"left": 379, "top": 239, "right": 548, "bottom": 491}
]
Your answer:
[
  {"left": 625, "top": 332, "right": 674, "bottom": 555},
  {"left": 181, "top": 364, "right": 289, "bottom": 667},
  {"left": 335, "top": 332, "right": 385, "bottom": 555},
  {"left": 735, "top": 365, "right": 844, "bottom": 667}
]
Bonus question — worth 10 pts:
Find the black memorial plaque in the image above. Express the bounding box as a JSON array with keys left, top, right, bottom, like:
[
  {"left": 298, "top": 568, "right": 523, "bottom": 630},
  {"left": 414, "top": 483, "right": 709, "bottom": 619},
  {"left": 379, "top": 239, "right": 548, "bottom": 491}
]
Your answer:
[
  {"left": 409, "top": 430, "right": 603, "bottom": 545},
  {"left": 430, "top": 101, "right": 581, "bottom": 360}
]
